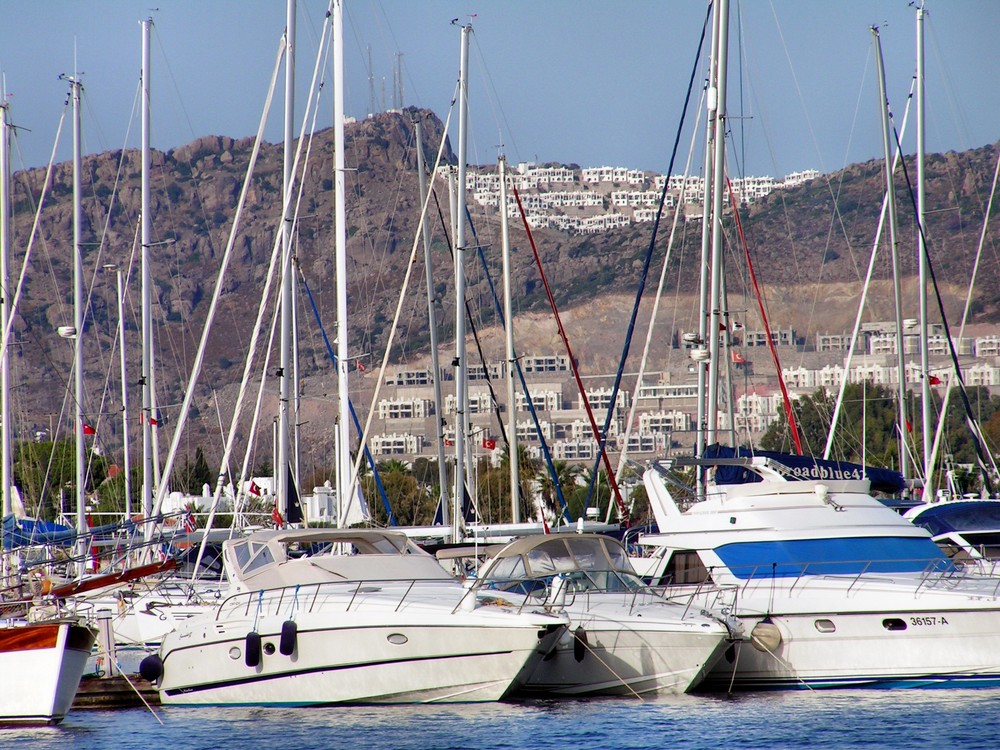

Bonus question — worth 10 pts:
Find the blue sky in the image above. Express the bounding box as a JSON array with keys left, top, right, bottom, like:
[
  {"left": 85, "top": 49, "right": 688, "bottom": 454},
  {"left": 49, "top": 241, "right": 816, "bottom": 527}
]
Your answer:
[{"left": 1, "top": 1, "right": 996, "bottom": 179}]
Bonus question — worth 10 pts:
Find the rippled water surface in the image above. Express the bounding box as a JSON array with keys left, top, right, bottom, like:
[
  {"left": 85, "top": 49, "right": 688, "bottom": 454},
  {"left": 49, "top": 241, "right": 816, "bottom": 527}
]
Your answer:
[{"left": 7, "top": 689, "right": 998, "bottom": 749}]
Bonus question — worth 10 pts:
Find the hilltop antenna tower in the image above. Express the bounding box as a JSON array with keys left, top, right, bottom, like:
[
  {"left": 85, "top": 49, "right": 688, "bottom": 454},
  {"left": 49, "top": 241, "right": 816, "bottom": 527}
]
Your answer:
[{"left": 367, "top": 45, "right": 376, "bottom": 116}]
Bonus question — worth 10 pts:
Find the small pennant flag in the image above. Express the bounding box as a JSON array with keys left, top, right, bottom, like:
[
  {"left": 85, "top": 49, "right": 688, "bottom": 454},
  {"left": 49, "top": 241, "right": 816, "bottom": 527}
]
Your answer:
[
  {"left": 82, "top": 423, "right": 96, "bottom": 435},
  {"left": 928, "top": 375, "right": 942, "bottom": 385}
]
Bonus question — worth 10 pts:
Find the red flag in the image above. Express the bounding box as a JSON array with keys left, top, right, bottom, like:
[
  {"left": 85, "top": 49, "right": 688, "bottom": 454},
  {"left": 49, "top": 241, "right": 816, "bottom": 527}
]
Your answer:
[
  {"left": 82, "top": 423, "right": 96, "bottom": 435},
  {"left": 928, "top": 375, "right": 942, "bottom": 385},
  {"left": 357, "top": 360, "right": 366, "bottom": 372},
  {"left": 905, "top": 419, "right": 913, "bottom": 433},
  {"left": 249, "top": 480, "right": 262, "bottom": 497},
  {"left": 444, "top": 438, "right": 455, "bottom": 447},
  {"left": 149, "top": 416, "right": 159, "bottom": 426},
  {"left": 731, "top": 351, "right": 746, "bottom": 364},
  {"left": 482, "top": 437, "right": 497, "bottom": 450},
  {"left": 271, "top": 504, "right": 284, "bottom": 527}
]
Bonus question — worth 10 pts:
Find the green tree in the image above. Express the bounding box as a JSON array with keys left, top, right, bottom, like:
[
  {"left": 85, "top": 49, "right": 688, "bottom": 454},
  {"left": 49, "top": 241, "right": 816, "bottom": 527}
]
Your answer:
[
  {"left": 178, "top": 447, "right": 213, "bottom": 494},
  {"left": 13, "top": 439, "right": 108, "bottom": 520}
]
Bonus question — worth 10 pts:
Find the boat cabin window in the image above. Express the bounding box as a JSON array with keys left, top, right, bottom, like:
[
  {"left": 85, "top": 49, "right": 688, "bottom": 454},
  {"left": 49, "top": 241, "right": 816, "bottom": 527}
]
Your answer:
[
  {"left": 960, "top": 532, "right": 1000, "bottom": 560},
  {"left": 655, "top": 550, "right": 712, "bottom": 586},
  {"left": 231, "top": 541, "right": 275, "bottom": 574},
  {"left": 485, "top": 555, "right": 526, "bottom": 581},
  {"left": 528, "top": 544, "right": 573, "bottom": 576}
]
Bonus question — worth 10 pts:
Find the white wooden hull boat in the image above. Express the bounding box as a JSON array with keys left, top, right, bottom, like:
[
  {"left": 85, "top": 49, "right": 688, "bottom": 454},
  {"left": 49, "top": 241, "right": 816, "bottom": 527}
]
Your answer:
[{"left": 0, "top": 619, "right": 97, "bottom": 724}]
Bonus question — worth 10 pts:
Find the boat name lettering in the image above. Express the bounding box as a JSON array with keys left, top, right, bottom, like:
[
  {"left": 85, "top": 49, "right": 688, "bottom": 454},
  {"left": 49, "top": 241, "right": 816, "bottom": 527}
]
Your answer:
[
  {"left": 787, "top": 465, "right": 864, "bottom": 482},
  {"left": 909, "top": 616, "right": 948, "bottom": 626}
]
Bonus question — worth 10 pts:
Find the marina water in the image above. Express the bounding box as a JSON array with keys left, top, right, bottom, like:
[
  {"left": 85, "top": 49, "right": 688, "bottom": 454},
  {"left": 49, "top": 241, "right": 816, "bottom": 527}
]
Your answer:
[{"left": 8, "top": 689, "right": 996, "bottom": 749}]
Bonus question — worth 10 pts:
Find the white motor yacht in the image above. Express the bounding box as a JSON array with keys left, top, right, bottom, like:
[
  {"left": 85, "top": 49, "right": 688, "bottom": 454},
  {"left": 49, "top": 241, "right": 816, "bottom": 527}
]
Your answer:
[
  {"left": 475, "top": 533, "right": 737, "bottom": 696},
  {"left": 140, "top": 528, "right": 567, "bottom": 705},
  {"left": 631, "top": 455, "right": 1000, "bottom": 690}
]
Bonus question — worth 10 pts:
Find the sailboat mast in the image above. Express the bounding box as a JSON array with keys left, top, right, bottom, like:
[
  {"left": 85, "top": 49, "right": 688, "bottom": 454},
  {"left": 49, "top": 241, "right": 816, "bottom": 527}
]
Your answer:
[
  {"left": 279, "top": 0, "right": 296, "bottom": 520},
  {"left": 453, "top": 23, "right": 471, "bottom": 541},
  {"left": 70, "top": 71, "right": 86, "bottom": 574},
  {"left": 872, "top": 25, "right": 910, "bottom": 486},
  {"left": 916, "top": 4, "right": 931, "bottom": 487},
  {"left": 140, "top": 18, "right": 155, "bottom": 530},
  {"left": 0, "top": 98, "right": 11, "bottom": 522},
  {"left": 695, "top": 0, "right": 723, "bottom": 484},
  {"left": 499, "top": 155, "right": 520, "bottom": 523},
  {"left": 414, "top": 119, "right": 450, "bottom": 526},
  {"left": 333, "top": 0, "right": 353, "bottom": 525},
  {"left": 111, "top": 265, "right": 131, "bottom": 518},
  {"left": 706, "top": 0, "right": 730, "bottom": 448}
]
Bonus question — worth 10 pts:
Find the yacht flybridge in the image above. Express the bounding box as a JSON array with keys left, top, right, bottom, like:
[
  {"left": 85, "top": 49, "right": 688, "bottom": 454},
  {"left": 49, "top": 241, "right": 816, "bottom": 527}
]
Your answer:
[{"left": 631, "top": 455, "right": 1000, "bottom": 690}]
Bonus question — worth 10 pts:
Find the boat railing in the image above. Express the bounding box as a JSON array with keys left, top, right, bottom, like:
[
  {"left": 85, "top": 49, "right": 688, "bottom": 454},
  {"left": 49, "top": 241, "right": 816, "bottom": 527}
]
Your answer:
[
  {"left": 216, "top": 577, "right": 472, "bottom": 621},
  {"left": 479, "top": 570, "right": 738, "bottom": 621},
  {"left": 718, "top": 556, "right": 1000, "bottom": 599}
]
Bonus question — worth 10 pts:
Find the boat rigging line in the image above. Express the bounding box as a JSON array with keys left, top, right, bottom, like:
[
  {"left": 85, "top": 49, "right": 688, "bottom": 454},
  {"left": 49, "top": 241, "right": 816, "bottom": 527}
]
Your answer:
[
  {"left": 583, "top": 0, "right": 713, "bottom": 514},
  {"left": 725, "top": 176, "right": 803, "bottom": 455},
  {"left": 510, "top": 182, "right": 630, "bottom": 526}
]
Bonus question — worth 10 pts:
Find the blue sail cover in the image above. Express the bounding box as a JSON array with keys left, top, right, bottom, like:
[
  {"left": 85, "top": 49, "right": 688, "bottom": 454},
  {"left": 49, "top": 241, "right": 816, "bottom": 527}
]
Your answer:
[
  {"left": 2, "top": 515, "right": 136, "bottom": 550},
  {"left": 703, "top": 445, "right": 906, "bottom": 495},
  {"left": 3, "top": 515, "right": 76, "bottom": 549}
]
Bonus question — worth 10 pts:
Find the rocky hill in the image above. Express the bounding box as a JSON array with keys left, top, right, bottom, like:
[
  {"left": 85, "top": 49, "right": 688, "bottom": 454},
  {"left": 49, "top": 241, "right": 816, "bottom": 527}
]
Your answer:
[{"left": 5, "top": 107, "right": 998, "bottom": 473}]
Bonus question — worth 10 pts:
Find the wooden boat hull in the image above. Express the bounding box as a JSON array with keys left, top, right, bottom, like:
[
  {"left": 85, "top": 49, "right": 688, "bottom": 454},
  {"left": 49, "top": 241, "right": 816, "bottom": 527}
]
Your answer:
[{"left": 0, "top": 620, "right": 97, "bottom": 724}]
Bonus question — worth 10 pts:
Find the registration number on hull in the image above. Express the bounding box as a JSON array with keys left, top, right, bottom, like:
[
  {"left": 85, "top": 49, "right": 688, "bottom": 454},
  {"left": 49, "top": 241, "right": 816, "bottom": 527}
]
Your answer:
[{"left": 909, "top": 616, "right": 949, "bottom": 626}]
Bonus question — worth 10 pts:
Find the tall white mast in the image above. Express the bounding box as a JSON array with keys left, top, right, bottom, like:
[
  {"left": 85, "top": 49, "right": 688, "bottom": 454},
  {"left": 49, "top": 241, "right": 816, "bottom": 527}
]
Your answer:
[
  {"left": 695, "top": 0, "right": 723, "bottom": 492},
  {"left": 0, "top": 97, "right": 11, "bottom": 523},
  {"left": 706, "top": 0, "right": 730, "bottom": 448},
  {"left": 916, "top": 4, "right": 931, "bottom": 487},
  {"left": 452, "top": 23, "right": 471, "bottom": 540},
  {"left": 140, "top": 18, "right": 155, "bottom": 530},
  {"left": 414, "top": 119, "right": 450, "bottom": 527},
  {"left": 68, "top": 70, "right": 86, "bottom": 574},
  {"left": 105, "top": 264, "right": 132, "bottom": 518},
  {"left": 498, "top": 155, "right": 520, "bottom": 523},
  {"left": 873, "top": 25, "right": 910, "bottom": 486},
  {"left": 278, "top": 0, "right": 296, "bottom": 518},
  {"left": 333, "top": 0, "right": 353, "bottom": 525}
]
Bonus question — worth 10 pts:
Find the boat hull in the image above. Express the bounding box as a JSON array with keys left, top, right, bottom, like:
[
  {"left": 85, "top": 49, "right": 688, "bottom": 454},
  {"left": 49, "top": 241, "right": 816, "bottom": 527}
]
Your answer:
[
  {"left": 0, "top": 620, "right": 97, "bottom": 724},
  {"left": 520, "top": 619, "right": 730, "bottom": 696},
  {"left": 701, "top": 605, "right": 1000, "bottom": 690},
  {"left": 157, "top": 612, "right": 562, "bottom": 705}
]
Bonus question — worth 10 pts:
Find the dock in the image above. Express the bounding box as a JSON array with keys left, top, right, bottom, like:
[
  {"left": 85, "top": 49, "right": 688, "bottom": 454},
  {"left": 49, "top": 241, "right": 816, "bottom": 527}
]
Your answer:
[{"left": 74, "top": 675, "right": 160, "bottom": 709}]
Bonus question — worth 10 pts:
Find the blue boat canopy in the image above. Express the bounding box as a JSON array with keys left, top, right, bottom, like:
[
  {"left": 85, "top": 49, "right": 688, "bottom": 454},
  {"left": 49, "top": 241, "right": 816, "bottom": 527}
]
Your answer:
[{"left": 908, "top": 501, "right": 1000, "bottom": 537}]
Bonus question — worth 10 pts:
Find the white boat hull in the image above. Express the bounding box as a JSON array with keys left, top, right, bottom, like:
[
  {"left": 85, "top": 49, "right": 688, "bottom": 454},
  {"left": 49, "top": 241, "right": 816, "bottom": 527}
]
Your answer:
[
  {"left": 157, "top": 609, "right": 562, "bottom": 705},
  {"left": 0, "top": 620, "right": 97, "bottom": 724},
  {"left": 662, "top": 576, "right": 1000, "bottom": 690},
  {"left": 522, "top": 618, "right": 730, "bottom": 696}
]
